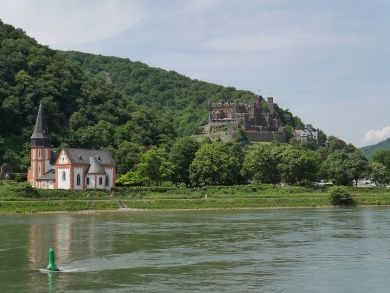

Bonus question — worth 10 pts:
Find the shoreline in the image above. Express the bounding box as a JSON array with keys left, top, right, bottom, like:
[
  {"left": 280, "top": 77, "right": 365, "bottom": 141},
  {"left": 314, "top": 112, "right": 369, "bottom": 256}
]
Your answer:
[{"left": 2, "top": 204, "right": 390, "bottom": 216}]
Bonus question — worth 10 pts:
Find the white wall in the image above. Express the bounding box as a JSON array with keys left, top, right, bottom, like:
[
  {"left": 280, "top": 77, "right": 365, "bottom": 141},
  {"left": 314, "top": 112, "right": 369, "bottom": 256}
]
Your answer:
[
  {"left": 73, "top": 167, "right": 84, "bottom": 190},
  {"left": 104, "top": 167, "right": 114, "bottom": 190},
  {"left": 57, "top": 167, "right": 70, "bottom": 189},
  {"left": 96, "top": 175, "right": 105, "bottom": 189},
  {"left": 86, "top": 174, "right": 95, "bottom": 189}
]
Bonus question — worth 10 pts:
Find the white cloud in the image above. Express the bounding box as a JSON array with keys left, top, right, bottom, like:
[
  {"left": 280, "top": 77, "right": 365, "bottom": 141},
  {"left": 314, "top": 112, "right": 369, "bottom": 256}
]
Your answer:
[
  {"left": 363, "top": 126, "right": 390, "bottom": 146},
  {"left": 0, "top": 0, "right": 146, "bottom": 46}
]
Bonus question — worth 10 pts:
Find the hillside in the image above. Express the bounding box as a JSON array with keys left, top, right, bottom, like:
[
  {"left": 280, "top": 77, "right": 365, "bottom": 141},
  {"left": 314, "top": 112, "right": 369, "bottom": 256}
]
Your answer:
[
  {"left": 0, "top": 20, "right": 313, "bottom": 173},
  {"left": 361, "top": 138, "right": 390, "bottom": 158},
  {"left": 61, "top": 51, "right": 304, "bottom": 136}
]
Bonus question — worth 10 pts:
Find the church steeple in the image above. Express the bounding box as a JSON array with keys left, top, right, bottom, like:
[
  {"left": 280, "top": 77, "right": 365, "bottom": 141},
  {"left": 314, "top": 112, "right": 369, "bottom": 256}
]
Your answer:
[{"left": 31, "top": 102, "right": 50, "bottom": 147}]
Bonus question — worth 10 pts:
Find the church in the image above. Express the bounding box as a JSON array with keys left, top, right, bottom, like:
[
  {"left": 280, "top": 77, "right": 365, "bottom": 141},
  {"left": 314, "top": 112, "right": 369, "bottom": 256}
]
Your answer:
[{"left": 27, "top": 103, "right": 116, "bottom": 190}]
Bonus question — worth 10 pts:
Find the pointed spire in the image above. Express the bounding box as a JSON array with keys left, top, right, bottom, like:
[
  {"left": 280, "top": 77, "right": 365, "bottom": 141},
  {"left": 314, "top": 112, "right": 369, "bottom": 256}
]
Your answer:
[{"left": 31, "top": 102, "right": 50, "bottom": 147}]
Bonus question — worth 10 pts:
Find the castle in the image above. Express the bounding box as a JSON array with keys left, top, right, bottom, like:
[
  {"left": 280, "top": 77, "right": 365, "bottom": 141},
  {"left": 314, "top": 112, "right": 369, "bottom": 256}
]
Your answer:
[
  {"left": 27, "top": 103, "right": 116, "bottom": 190},
  {"left": 203, "top": 96, "right": 286, "bottom": 142}
]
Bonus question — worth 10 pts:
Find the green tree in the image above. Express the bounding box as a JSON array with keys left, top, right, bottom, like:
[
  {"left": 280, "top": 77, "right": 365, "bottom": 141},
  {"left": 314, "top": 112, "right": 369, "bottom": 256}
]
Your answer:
[
  {"left": 277, "top": 147, "right": 319, "bottom": 185},
  {"left": 321, "top": 150, "right": 369, "bottom": 186},
  {"left": 169, "top": 137, "right": 200, "bottom": 186},
  {"left": 372, "top": 149, "right": 390, "bottom": 171},
  {"left": 233, "top": 127, "right": 250, "bottom": 145},
  {"left": 370, "top": 162, "right": 390, "bottom": 186},
  {"left": 113, "top": 142, "right": 144, "bottom": 175},
  {"left": 242, "top": 145, "right": 281, "bottom": 184},
  {"left": 136, "top": 147, "right": 173, "bottom": 186},
  {"left": 189, "top": 141, "right": 243, "bottom": 186},
  {"left": 347, "top": 150, "right": 369, "bottom": 186}
]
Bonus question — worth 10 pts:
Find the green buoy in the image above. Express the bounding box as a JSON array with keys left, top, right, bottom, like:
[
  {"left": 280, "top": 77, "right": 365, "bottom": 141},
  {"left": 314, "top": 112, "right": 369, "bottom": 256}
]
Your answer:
[{"left": 47, "top": 247, "right": 60, "bottom": 271}]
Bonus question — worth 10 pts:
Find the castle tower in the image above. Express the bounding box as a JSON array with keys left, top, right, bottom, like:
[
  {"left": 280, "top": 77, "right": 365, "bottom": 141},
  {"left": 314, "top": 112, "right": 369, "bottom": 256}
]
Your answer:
[
  {"left": 267, "top": 97, "right": 275, "bottom": 116},
  {"left": 29, "top": 102, "right": 52, "bottom": 187}
]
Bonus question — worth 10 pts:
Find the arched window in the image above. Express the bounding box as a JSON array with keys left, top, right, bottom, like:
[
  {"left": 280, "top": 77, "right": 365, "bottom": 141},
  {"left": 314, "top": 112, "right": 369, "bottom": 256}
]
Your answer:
[
  {"left": 38, "top": 149, "right": 41, "bottom": 159},
  {"left": 105, "top": 175, "right": 109, "bottom": 187},
  {"left": 62, "top": 171, "right": 66, "bottom": 181},
  {"left": 86, "top": 177, "right": 90, "bottom": 185},
  {"left": 99, "top": 177, "right": 103, "bottom": 185},
  {"left": 76, "top": 174, "right": 81, "bottom": 186}
]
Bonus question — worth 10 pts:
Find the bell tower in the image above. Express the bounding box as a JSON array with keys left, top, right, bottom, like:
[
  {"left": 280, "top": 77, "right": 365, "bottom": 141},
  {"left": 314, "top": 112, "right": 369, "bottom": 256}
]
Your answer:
[{"left": 29, "top": 102, "right": 52, "bottom": 187}]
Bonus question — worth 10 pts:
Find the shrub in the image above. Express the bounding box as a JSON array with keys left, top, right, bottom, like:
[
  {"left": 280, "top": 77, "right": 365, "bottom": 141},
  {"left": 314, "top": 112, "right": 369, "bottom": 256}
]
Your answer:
[
  {"left": 329, "top": 186, "right": 355, "bottom": 206},
  {"left": 14, "top": 182, "right": 39, "bottom": 198}
]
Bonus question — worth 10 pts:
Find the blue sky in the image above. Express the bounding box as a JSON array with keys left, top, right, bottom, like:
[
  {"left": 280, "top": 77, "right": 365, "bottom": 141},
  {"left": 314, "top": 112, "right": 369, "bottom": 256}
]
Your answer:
[{"left": 1, "top": 0, "right": 389, "bottom": 147}]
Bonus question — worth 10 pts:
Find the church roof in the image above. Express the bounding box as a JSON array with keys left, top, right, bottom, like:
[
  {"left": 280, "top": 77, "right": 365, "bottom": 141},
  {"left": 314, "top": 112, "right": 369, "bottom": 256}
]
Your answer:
[
  {"left": 87, "top": 157, "right": 106, "bottom": 174},
  {"left": 63, "top": 148, "right": 115, "bottom": 165},
  {"left": 31, "top": 102, "right": 49, "bottom": 140},
  {"left": 37, "top": 169, "right": 55, "bottom": 180}
]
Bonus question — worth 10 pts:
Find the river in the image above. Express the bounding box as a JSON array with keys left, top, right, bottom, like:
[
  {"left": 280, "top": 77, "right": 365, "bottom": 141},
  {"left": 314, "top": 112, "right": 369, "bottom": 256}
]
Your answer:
[{"left": 0, "top": 208, "right": 390, "bottom": 292}]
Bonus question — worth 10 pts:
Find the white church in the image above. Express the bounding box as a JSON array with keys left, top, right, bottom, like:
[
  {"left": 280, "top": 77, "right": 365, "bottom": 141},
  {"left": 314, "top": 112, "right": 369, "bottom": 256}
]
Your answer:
[{"left": 27, "top": 103, "right": 116, "bottom": 190}]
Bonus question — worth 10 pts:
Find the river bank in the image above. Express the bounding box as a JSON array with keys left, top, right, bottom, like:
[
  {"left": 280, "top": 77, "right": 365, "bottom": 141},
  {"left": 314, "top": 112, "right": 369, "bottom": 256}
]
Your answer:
[{"left": 1, "top": 181, "right": 390, "bottom": 214}]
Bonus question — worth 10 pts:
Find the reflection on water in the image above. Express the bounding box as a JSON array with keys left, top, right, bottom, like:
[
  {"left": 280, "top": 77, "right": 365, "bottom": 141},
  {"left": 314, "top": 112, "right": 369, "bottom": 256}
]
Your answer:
[{"left": 0, "top": 208, "right": 390, "bottom": 292}]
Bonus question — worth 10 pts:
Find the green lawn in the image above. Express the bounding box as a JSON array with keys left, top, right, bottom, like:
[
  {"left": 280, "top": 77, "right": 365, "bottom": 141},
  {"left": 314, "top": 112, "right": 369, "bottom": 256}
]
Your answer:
[{"left": 1, "top": 181, "right": 390, "bottom": 214}]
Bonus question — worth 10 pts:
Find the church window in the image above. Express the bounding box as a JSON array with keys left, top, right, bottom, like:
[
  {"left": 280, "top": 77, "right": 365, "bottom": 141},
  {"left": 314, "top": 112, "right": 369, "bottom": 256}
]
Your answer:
[
  {"left": 99, "top": 177, "right": 103, "bottom": 185},
  {"left": 76, "top": 174, "right": 81, "bottom": 186},
  {"left": 38, "top": 149, "right": 41, "bottom": 159},
  {"left": 62, "top": 171, "right": 66, "bottom": 181},
  {"left": 105, "top": 175, "right": 109, "bottom": 186},
  {"left": 86, "top": 177, "right": 90, "bottom": 185}
]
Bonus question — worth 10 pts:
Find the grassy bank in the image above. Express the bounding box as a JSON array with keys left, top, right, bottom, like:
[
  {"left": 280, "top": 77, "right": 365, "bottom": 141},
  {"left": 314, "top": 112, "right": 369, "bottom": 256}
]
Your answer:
[{"left": 1, "top": 181, "right": 390, "bottom": 214}]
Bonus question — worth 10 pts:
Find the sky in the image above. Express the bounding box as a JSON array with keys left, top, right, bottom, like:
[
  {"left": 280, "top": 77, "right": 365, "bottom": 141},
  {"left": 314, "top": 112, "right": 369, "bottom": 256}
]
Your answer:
[{"left": 1, "top": 0, "right": 389, "bottom": 147}]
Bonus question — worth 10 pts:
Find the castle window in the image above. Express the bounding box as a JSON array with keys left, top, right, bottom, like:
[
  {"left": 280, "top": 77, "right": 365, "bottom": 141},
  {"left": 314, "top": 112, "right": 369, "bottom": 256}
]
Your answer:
[
  {"left": 99, "top": 177, "right": 103, "bottom": 185},
  {"left": 86, "top": 177, "right": 90, "bottom": 185},
  {"left": 62, "top": 171, "right": 66, "bottom": 181},
  {"left": 76, "top": 174, "right": 81, "bottom": 186},
  {"left": 38, "top": 149, "right": 41, "bottom": 159},
  {"left": 105, "top": 175, "right": 109, "bottom": 187}
]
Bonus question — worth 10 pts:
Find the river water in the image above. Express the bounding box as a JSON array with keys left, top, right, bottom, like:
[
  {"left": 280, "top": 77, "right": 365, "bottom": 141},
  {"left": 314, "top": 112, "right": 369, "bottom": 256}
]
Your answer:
[{"left": 0, "top": 208, "right": 390, "bottom": 292}]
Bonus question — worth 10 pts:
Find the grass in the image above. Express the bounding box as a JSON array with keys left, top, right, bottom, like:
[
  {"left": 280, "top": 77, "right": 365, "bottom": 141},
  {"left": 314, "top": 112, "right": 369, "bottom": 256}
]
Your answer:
[{"left": 1, "top": 181, "right": 390, "bottom": 214}]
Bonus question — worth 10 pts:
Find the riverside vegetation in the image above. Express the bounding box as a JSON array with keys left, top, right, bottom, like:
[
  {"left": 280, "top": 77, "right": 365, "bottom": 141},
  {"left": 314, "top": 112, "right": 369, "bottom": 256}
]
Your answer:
[{"left": 1, "top": 181, "right": 390, "bottom": 214}]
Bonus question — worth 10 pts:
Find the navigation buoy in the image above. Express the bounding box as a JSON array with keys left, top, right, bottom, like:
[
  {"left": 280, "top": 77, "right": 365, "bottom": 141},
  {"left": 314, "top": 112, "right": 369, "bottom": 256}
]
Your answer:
[{"left": 47, "top": 247, "right": 60, "bottom": 272}]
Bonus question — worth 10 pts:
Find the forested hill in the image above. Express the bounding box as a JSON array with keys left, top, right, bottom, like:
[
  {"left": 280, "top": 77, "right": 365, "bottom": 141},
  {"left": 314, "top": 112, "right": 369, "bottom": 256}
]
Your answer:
[
  {"left": 0, "top": 20, "right": 305, "bottom": 172},
  {"left": 61, "top": 51, "right": 304, "bottom": 136},
  {"left": 360, "top": 138, "right": 390, "bottom": 158}
]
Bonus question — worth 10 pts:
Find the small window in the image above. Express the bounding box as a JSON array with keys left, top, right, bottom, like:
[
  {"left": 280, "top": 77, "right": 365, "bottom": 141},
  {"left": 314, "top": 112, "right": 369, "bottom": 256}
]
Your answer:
[
  {"left": 99, "top": 177, "right": 103, "bottom": 185},
  {"left": 86, "top": 177, "right": 90, "bottom": 185},
  {"left": 38, "top": 149, "right": 41, "bottom": 159},
  {"left": 62, "top": 171, "right": 66, "bottom": 181},
  {"left": 76, "top": 174, "right": 81, "bottom": 186},
  {"left": 105, "top": 175, "right": 109, "bottom": 187}
]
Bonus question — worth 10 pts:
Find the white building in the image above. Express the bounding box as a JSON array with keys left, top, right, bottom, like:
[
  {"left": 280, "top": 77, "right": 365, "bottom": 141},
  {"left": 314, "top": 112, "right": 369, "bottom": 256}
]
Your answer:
[{"left": 27, "top": 103, "right": 116, "bottom": 190}]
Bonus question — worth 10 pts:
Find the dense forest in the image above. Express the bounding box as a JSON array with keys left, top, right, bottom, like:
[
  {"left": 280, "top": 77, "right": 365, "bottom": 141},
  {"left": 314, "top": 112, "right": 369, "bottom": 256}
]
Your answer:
[{"left": 0, "top": 20, "right": 307, "bottom": 173}]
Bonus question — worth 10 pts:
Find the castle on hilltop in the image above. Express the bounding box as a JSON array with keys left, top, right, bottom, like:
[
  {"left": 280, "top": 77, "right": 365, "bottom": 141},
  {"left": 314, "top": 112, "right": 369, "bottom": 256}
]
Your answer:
[{"left": 202, "top": 96, "right": 286, "bottom": 142}]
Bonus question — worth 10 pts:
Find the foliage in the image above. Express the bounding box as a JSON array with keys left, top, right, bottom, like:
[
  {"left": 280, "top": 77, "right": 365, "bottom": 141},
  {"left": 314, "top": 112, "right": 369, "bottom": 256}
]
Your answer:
[
  {"left": 242, "top": 144, "right": 281, "bottom": 184},
  {"left": 372, "top": 149, "right": 390, "bottom": 171},
  {"left": 328, "top": 186, "right": 355, "bottom": 206},
  {"left": 360, "top": 137, "right": 390, "bottom": 159},
  {"left": 116, "top": 170, "right": 145, "bottom": 186},
  {"left": 233, "top": 127, "right": 250, "bottom": 145},
  {"left": 370, "top": 162, "right": 390, "bottom": 186},
  {"left": 321, "top": 150, "right": 369, "bottom": 186},
  {"left": 169, "top": 137, "right": 200, "bottom": 186},
  {"left": 189, "top": 141, "right": 244, "bottom": 186},
  {"left": 135, "top": 147, "right": 173, "bottom": 186}
]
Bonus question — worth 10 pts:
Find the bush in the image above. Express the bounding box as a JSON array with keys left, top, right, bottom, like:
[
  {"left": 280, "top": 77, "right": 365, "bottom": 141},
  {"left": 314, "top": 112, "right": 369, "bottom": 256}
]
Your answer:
[
  {"left": 14, "top": 182, "right": 39, "bottom": 198},
  {"left": 329, "top": 186, "right": 355, "bottom": 206}
]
